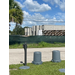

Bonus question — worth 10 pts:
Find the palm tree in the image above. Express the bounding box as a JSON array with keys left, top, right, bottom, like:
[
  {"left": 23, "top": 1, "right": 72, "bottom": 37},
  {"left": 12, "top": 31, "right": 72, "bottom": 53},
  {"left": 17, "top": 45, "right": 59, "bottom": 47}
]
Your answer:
[
  {"left": 9, "top": 0, "right": 14, "bottom": 9},
  {"left": 9, "top": 9, "right": 16, "bottom": 22},
  {"left": 9, "top": 9, "right": 23, "bottom": 26},
  {"left": 9, "top": 0, "right": 23, "bottom": 26}
]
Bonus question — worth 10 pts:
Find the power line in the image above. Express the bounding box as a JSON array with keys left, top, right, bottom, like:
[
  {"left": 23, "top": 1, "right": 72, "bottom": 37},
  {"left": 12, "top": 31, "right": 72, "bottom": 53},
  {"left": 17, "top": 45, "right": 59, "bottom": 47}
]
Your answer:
[
  {"left": 23, "top": 20, "right": 65, "bottom": 23},
  {"left": 24, "top": 24, "right": 65, "bottom": 27},
  {"left": 23, "top": 17, "right": 65, "bottom": 20}
]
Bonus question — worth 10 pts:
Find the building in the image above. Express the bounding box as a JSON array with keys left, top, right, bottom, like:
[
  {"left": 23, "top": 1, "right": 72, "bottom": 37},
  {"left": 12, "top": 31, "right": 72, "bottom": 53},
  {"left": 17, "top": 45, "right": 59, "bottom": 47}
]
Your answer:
[{"left": 25, "top": 25, "right": 65, "bottom": 36}]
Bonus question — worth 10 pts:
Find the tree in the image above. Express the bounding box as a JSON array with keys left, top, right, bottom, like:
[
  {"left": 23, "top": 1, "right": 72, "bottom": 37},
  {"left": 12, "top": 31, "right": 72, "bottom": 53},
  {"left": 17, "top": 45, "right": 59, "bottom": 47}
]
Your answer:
[
  {"left": 9, "top": 9, "right": 23, "bottom": 26},
  {"left": 9, "top": 0, "right": 14, "bottom": 9},
  {"left": 12, "top": 25, "right": 25, "bottom": 35},
  {"left": 9, "top": 24, "right": 11, "bottom": 29},
  {"left": 9, "top": 30, "right": 11, "bottom": 33},
  {"left": 24, "top": 26, "right": 30, "bottom": 28},
  {"left": 9, "top": 0, "right": 23, "bottom": 26},
  {"left": 9, "top": 0, "right": 21, "bottom": 10}
]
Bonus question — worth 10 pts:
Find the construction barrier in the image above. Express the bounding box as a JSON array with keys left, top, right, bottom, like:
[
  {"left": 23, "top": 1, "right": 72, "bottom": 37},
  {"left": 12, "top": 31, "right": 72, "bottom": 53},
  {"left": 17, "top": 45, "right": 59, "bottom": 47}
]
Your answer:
[{"left": 9, "top": 35, "right": 65, "bottom": 45}]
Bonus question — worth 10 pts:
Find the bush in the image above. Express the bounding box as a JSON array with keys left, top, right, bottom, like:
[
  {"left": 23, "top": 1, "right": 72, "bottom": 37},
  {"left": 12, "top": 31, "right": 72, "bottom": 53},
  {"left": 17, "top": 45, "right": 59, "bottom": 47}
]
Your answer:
[
  {"left": 12, "top": 25, "right": 25, "bottom": 35},
  {"left": 38, "top": 41, "right": 49, "bottom": 47}
]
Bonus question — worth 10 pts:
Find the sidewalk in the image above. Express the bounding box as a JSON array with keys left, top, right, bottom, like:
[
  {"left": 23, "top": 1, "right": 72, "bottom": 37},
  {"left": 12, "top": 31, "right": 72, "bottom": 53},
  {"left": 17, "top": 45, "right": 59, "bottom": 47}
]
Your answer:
[{"left": 9, "top": 47, "right": 65, "bottom": 65}]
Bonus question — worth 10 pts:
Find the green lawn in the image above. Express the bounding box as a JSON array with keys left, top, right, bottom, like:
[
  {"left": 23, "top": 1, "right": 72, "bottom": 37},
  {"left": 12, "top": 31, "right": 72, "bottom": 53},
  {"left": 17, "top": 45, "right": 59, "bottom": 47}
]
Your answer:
[
  {"left": 9, "top": 42, "right": 65, "bottom": 49},
  {"left": 9, "top": 60, "right": 65, "bottom": 75}
]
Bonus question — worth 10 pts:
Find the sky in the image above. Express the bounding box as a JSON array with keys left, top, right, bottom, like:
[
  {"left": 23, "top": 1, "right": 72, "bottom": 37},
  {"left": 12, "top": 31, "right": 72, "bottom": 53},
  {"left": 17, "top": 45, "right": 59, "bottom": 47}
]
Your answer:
[{"left": 9, "top": 0, "right": 65, "bottom": 31}]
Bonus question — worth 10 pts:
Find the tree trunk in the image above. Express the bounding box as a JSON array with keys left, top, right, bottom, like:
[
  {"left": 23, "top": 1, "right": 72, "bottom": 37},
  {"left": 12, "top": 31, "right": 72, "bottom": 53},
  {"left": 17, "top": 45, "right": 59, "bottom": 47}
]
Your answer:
[
  {"left": 16, "top": 22, "right": 18, "bottom": 27},
  {"left": 12, "top": 16, "right": 14, "bottom": 22}
]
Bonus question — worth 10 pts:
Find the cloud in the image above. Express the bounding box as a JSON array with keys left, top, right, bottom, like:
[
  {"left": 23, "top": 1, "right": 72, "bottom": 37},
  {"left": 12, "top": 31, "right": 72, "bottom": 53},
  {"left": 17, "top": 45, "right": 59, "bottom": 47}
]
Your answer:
[
  {"left": 54, "top": 0, "right": 59, "bottom": 4},
  {"left": 22, "top": 11, "right": 65, "bottom": 27},
  {"left": 23, "top": 0, "right": 51, "bottom": 12},
  {"left": 43, "top": 0, "right": 54, "bottom": 5},
  {"left": 55, "top": 12, "right": 65, "bottom": 20},
  {"left": 23, "top": 11, "right": 30, "bottom": 17},
  {"left": 15, "top": 1, "right": 25, "bottom": 8},
  {"left": 43, "top": 0, "right": 65, "bottom": 11},
  {"left": 59, "top": 1, "right": 65, "bottom": 11},
  {"left": 9, "top": 11, "right": 65, "bottom": 31},
  {"left": 55, "top": 5, "right": 58, "bottom": 8},
  {"left": 15, "top": 0, "right": 51, "bottom": 12}
]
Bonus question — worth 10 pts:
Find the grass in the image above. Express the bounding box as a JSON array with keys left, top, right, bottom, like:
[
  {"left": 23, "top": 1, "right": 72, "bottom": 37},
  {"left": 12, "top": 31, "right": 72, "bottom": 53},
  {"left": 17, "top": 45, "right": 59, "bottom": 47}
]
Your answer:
[
  {"left": 9, "top": 42, "right": 65, "bottom": 49},
  {"left": 9, "top": 43, "right": 23, "bottom": 49},
  {"left": 9, "top": 60, "right": 65, "bottom": 75}
]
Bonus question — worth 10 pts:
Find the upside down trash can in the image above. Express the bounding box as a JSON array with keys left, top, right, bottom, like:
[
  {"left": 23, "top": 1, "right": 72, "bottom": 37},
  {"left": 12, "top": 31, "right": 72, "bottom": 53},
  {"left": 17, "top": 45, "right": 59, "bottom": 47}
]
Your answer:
[
  {"left": 32, "top": 51, "right": 42, "bottom": 65},
  {"left": 51, "top": 50, "right": 61, "bottom": 62}
]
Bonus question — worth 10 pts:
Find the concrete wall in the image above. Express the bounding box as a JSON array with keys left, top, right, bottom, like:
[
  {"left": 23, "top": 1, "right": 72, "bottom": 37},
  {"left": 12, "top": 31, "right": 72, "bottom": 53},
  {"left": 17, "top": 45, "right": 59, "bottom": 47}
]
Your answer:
[
  {"left": 32, "top": 26, "right": 35, "bottom": 36},
  {"left": 29, "top": 28, "right": 32, "bottom": 36},
  {"left": 32, "top": 25, "right": 43, "bottom": 36},
  {"left": 44, "top": 25, "right": 65, "bottom": 30},
  {"left": 25, "top": 28, "right": 32, "bottom": 36},
  {"left": 35, "top": 26, "right": 39, "bottom": 35},
  {"left": 25, "top": 25, "right": 65, "bottom": 36},
  {"left": 25, "top": 28, "right": 27, "bottom": 36}
]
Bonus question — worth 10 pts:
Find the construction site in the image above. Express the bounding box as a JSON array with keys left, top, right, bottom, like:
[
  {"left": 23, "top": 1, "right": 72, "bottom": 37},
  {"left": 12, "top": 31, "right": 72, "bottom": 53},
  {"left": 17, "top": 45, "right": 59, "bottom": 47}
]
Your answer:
[{"left": 25, "top": 25, "right": 65, "bottom": 36}]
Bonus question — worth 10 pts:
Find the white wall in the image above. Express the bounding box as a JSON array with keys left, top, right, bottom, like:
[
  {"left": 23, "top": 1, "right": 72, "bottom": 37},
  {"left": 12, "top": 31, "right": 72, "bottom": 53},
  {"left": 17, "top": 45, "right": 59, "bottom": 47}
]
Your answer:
[{"left": 44, "top": 25, "right": 65, "bottom": 30}]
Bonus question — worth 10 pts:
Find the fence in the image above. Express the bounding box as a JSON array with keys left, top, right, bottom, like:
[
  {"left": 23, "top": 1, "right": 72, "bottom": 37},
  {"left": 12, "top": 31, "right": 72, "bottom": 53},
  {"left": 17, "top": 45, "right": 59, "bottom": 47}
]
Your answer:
[{"left": 9, "top": 35, "right": 65, "bottom": 45}]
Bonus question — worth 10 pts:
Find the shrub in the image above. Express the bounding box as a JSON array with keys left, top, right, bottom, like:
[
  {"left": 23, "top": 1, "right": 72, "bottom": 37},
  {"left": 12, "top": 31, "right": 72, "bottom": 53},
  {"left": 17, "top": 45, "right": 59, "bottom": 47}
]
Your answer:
[{"left": 38, "top": 41, "right": 49, "bottom": 47}]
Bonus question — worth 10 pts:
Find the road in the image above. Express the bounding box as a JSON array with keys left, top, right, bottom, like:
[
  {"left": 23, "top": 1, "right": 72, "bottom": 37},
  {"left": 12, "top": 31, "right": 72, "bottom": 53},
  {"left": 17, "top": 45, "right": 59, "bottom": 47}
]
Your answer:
[{"left": 9, "top": 47, "right": 65, "bottom": 65}]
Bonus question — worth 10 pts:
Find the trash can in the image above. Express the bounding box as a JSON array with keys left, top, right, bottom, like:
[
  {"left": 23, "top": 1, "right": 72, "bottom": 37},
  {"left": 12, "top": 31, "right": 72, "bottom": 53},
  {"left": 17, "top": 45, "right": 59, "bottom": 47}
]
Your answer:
[
  {"left": 51, "top": 50, "right": 61, "bottom": 62},
  {"left": 32, "top": 51, "right": 42, "bottom": 65}
]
